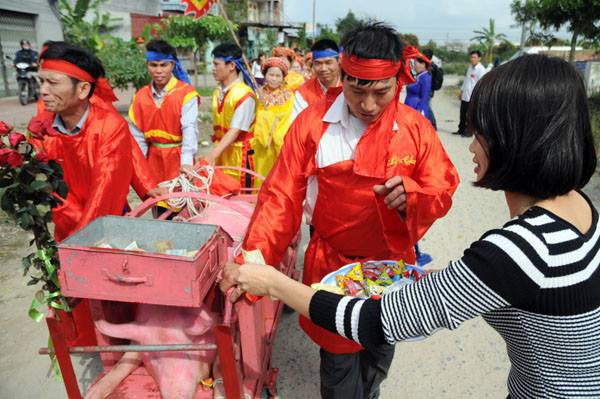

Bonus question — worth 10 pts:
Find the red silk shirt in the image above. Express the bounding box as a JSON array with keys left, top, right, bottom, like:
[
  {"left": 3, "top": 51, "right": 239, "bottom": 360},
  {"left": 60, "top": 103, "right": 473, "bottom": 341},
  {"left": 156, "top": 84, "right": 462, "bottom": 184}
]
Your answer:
[
  {"left": 243, "top": 91, "right": 460, "bottom": 353},
  {"left": 30, "top": 102, "right": 134, "bottom": 242}
]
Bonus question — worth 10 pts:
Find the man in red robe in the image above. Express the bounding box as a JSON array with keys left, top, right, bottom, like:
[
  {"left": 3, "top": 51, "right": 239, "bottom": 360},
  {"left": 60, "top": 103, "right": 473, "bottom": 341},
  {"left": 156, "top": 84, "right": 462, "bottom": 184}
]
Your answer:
[
  {"left": 291, "top": 39, "right": 341, "bottom": 121},
  {"left": 28, "top": 43, "right": 158, "bottom": 242},
  {"left": 238, "top": 23, "right": 460, "bottom": 398}
]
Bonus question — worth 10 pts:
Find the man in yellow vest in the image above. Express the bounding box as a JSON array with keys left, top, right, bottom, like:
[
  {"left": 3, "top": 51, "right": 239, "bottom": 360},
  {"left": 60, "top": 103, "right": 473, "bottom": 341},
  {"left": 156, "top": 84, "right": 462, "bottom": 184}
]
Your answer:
[{"left": 208, "top": 43, "right": 257, "bottom": 188}]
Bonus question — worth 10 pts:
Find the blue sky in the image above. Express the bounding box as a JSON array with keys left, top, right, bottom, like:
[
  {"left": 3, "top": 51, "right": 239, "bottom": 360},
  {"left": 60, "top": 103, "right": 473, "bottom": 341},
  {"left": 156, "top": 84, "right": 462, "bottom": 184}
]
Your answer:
[{"left": 282, "top": 0, "right": 569, "bottom": 45}]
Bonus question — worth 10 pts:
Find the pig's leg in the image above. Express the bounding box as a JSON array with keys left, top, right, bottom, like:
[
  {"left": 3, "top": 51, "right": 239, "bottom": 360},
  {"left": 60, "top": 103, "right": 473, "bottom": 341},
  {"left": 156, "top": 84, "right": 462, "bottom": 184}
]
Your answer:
[
  {"left": 211, "top": 357, "right": 225, "bottom": 399},
  {"left": 84, "top": 352, "right": 142, "bottom": 399}
]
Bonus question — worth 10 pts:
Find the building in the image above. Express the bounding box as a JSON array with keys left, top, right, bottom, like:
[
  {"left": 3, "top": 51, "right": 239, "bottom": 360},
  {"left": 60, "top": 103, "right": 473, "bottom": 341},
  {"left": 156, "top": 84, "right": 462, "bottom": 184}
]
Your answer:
[
  {"left": 0, "top": 0, "right": 163, "bottom": 95},
  {"left": 0, "top": 0, "right": 63, "bottom": 95},
  {"left": 96, "top": 0, "right": 161, "bottom": 41}
]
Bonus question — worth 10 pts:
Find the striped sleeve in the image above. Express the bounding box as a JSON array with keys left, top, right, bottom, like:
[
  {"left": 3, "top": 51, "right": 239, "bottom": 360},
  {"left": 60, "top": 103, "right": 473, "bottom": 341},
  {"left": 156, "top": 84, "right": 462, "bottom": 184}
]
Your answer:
[
  {"left": 381, "top": 259, "right": 509, "bottom": 344},
  {"left": 309, "top": 291, "right": 386, "bottom": 348}
]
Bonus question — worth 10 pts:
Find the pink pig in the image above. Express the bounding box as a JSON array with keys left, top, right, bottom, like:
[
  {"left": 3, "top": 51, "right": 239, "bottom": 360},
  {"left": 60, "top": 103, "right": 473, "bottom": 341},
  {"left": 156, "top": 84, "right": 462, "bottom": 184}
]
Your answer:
[{"left": 85, "top": 304, "right": 217, "bottom": 399}]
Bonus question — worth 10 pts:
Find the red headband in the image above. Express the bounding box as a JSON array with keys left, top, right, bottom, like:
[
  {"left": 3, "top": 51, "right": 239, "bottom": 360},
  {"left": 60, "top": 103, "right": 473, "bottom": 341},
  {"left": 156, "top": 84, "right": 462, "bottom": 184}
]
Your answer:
[
  {"left": 41, "top": 59, "right": 118, "bottom": 103},
  {"left": 340, "top": 53, "right": 402, "bottom": 81}
]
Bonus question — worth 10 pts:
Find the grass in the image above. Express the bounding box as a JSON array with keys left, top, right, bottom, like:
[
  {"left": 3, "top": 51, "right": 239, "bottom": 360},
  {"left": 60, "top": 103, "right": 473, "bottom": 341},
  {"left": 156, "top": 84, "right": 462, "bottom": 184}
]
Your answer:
[{"left": 443, "top": 63, "right": 468, "bottom": 77}]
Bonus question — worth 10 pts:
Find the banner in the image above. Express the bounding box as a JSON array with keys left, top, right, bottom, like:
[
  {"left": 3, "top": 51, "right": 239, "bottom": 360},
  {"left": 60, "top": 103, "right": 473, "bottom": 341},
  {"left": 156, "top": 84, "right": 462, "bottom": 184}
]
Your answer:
[{"left": 179, "top": 0, "right": 214, "bottom": 19}]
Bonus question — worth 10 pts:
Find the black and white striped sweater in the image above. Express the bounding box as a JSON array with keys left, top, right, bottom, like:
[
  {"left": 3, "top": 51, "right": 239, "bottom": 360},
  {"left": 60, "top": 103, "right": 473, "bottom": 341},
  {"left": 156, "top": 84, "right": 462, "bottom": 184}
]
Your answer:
[{"left": 310, "top": 200, "right": 600, "bottom": 398}]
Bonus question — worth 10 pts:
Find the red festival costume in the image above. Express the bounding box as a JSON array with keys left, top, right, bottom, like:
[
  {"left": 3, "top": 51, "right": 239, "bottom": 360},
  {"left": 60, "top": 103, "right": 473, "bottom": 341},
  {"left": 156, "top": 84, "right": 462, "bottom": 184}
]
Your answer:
[
  {"left": 129, "top": 78, "right": 199, "bottom": 183},
  {"left": 297, "top": 77, "right": 338, "bottom": 107},
  {"left": 243, "top": 48, "right": 460, "bottom": 354},
  {"left": 30, "top": 60, "right": 156, "bottom": 241},
  {"left": 30, "top": 104, "right": 133, "bottom": 242}
]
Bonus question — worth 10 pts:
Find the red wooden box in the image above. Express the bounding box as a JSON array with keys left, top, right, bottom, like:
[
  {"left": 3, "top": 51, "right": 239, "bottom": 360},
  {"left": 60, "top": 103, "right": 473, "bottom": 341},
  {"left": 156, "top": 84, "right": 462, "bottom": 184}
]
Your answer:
[{"left": 57, "top": 216, "right": 232, "bottom": 307}]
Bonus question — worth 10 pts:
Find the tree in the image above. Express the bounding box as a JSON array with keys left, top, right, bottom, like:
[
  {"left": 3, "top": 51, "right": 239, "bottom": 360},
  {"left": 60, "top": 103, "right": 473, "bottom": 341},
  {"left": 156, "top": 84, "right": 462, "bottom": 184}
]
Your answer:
[
  {"left": 495, "top": 41, "right": 519, "bottom": 61},
  {"left": 423, "top": 40, "right": 438, "bottom": 51},
  {"left": 511, "top": 0, "right": 538, "bottom": 49},
  {"left": 335, "top": 10, "right": 363, "bottom": 40},
  {"left": 153, "top": 15, "right": 234, "bottom": 85},
  {"left": 58, "top": 0, "right": 120, "bottom": 53},
  {"left": 534, "top": 0, "right": 600, "bottom": 62},
  {"left": 297, "top": 25, "right": 310, "bottom": 51},
  {"left": 471, "top": 18, "right": 508, "bottom": 65},
  {"left": 398, "top": 33, "right": 419, "bottom": 47},
  {"left": 96, "top": 38, "right": 150, "bottom": 90},
  {"left": 154, "top": 15, "right": 233, "bottom": 53},
  {"left": 316, "top": 25, "right": 340, "bottom": 43}
]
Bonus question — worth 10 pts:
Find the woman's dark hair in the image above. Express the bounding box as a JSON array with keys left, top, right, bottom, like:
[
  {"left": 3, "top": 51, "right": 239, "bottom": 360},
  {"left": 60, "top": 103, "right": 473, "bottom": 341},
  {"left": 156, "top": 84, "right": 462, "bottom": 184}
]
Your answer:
[
  {"left": 40, "top": 42, "right": 105, "bottom": 98},
  {"left": 469, "top": 54, "right": 596, "bottom": 199},
  {"left": 212, "top": 43, "right": 243, "bottom": 71},
  {"left": 146, "top": 39, "right": 177, "bottom": 58},
  {"left": 311, "top": 38, "right": 339, "bottom": 52},
  {"left": 340, "top": 21, "right": 403, "bottom": 86}
]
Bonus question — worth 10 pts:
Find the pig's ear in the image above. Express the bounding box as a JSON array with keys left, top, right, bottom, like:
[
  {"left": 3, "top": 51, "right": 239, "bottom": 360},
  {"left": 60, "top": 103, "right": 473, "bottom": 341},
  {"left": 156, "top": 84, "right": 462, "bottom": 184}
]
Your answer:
[
  {"left": 95, "top": 319, "right": 143, "bottom": 342},
  {"left": 184, "top": 309, "right": 215, "bottom": 336}
]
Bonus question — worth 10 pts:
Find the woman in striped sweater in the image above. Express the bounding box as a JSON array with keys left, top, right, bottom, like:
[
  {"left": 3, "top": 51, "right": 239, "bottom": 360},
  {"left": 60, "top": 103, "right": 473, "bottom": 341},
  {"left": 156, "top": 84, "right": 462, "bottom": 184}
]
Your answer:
[{"left": 223, "top": 54, "right": 600, "bottom": 398}]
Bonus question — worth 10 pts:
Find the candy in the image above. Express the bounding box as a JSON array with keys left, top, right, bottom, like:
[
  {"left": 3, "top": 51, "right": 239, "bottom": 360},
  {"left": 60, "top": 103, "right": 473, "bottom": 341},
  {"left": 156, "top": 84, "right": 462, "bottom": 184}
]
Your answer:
[
  {"left": 342, "top": 278, "right": 367, "bottom": 297},
  {"left": 346, "top": 264, "right": 364, "bottom": 281},
  {"left": 327, "top": 260, "right": 420, "bottom": 298}
]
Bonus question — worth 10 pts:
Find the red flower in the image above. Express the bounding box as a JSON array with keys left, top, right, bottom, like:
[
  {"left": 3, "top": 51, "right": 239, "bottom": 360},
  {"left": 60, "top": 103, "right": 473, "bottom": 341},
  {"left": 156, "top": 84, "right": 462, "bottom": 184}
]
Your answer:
[
  {"left": 6, "top": 151, "right": 23, "bottom": 168},
  {"left": 0, "top": 147, "right": 11, "bottom": 165},
  {"left": 0, "top": 121, "right": 12, "bottom": 135},
  {"left": 34, "top": 150, "right": 49, "bottom": 163},
  {"left": 0, "top": 148, "right": 22, "bottom": 168},
  {"left": 8, "top": 132, "right": 26, "bottom": 148},
  {"left": 27, "top": 113, "right": 58, "bottom": 139}
]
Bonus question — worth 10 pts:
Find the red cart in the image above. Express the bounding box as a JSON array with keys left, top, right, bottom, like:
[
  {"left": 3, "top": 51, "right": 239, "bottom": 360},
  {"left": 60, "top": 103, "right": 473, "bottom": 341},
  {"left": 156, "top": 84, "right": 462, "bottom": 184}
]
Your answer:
[{"left": 40, "top": 182, "right": 299, "bottom": 398}]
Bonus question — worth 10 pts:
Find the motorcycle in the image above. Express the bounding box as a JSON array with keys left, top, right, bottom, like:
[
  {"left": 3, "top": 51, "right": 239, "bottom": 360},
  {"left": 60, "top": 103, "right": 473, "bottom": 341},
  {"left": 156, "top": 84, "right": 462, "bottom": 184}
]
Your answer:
[{"left": 14, "top": 60, "right": 39, "bottom": 106}]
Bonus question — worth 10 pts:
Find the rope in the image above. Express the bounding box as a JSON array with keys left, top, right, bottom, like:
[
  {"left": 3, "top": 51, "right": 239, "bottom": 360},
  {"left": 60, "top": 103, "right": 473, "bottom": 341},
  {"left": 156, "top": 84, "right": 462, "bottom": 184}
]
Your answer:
[{"left": 158, "top": 164, "right": 215, "bottom": 218}]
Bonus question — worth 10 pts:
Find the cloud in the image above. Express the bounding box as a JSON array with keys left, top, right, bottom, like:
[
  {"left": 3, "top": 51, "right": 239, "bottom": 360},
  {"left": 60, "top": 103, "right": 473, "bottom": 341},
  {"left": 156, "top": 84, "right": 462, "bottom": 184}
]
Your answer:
[{"left": 282, "top": 0, "right": 539, "bottom": 44}]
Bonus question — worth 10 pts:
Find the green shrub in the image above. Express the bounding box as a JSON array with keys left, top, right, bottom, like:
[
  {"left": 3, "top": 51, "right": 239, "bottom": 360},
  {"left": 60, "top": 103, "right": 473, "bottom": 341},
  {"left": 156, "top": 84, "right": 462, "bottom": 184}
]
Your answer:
[
  {"left": 97, "top": 38, "right": 150, "bottom": 90},
  {"left": 443, "top": 63, "right": 468, "bottom": 76}
]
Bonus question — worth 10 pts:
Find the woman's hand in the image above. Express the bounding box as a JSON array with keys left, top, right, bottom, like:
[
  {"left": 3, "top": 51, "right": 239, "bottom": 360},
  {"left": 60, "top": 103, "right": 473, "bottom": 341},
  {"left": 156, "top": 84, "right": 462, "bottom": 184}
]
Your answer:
[
  {"left": 222, "top": 262, "right": 280, "bottom": 297},
  {"left": 222, "top": 262, "right": 315, "bottom": 317}
]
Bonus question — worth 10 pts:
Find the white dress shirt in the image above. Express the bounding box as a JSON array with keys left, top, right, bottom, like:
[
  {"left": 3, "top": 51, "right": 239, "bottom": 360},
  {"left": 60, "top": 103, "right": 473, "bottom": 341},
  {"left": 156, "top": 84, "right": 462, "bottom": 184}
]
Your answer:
[
  {"left": 304, "top": 92, "right": 399, "bottom": 223},
  {"left": 461, "top": 62, "right": 487, "bottom": 102}
]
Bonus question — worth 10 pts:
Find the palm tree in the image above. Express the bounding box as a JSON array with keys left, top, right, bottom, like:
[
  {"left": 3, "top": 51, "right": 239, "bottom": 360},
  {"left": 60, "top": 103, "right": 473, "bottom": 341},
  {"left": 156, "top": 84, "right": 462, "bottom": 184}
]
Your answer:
[{"left": 471, "top": 18, "right": 508, "bottom": 65}]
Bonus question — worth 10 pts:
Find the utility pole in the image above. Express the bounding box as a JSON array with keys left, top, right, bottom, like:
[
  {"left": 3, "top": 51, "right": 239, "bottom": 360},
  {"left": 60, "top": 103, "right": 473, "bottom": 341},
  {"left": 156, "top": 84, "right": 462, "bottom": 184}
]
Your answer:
[
  {"left": 312, "top": 0, "right": 316, "bottom": 43},
  {"left": 0, "top": 30, "right": 10, "bottom": 96}
]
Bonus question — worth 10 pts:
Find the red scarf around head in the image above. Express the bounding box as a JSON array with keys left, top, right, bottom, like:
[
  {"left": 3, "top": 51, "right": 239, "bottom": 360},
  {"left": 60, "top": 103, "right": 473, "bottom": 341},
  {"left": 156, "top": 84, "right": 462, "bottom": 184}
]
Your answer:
[
  {"left": 41, "top": 59, "right": 118, "bottom": 103},
  {"left": 339, "top": 49, "right": 422, "bottom": 179}
]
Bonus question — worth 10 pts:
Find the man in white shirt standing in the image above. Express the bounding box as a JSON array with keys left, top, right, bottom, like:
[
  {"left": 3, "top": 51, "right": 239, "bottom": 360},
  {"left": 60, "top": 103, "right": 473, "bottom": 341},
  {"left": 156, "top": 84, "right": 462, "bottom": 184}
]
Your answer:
[
  {"left": 291, "top": 39, "right": 341, "bottom": 122},
  {"left": 454, "top": 50, "right": 486, "bottom": 137}
]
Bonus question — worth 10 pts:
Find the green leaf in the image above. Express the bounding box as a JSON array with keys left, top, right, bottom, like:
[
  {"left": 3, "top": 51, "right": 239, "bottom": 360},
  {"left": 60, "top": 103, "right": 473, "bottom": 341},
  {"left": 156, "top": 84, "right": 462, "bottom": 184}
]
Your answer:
[
  {"left": 56, "top": 181, "right": 68, "bottom": 198},
  {"left": 30, "top": 180, "right": 53, "bottom": 193},
  {"left": 17, "top": 213, "right": 34, "bottom": 229},
  {"left": 1, "top": 192, "right": 15, "bottom": 214},
  {"left": 0, "top": 179, "right": 16, "bottom": 188}
]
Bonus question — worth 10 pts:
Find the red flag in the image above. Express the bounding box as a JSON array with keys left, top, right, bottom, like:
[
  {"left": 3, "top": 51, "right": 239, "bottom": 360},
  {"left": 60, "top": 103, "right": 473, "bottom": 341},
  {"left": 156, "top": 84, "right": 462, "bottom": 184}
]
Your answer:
[{"left": 180, "top": 0, "right": 213, "bottom": 19}]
